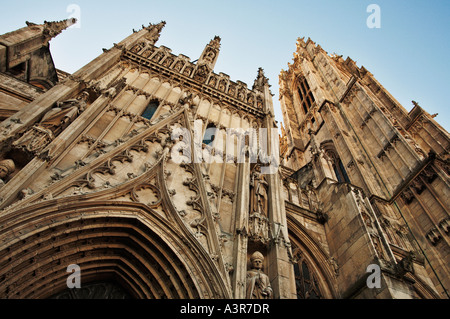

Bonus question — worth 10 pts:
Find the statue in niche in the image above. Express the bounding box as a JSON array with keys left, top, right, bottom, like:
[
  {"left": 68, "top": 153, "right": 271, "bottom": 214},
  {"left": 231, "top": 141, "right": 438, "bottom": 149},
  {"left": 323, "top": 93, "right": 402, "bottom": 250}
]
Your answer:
[
  {"left": 41, "top": 91, "right": 89, "bottom": 135},
  {"left": 131, "top": 42, "right": 145, "bottom": 54},
  {"left": 256, "top": 97, "right": 263, "bottom": 109},
  {"left": 250, "top": 168, "right": 269, "bottom": 216},
  {"left": 0, "top": 159, "right": 15, "bottom": 188},
  {"left": 194, "top": 64, "right": 210, "bottom": 82},
  {"left": 208, "top": 76, "right": 217, "bottom": 87},
  {"left": 203, "top": 48, "right": 216, "bottom": 64},
  {"left": 162, "top": 57, "right": 174, "bottom": 68},
  {"left": 246, "top": 251, "right": 273, "bottom": 300},
  {"left": 174, "top": 61, "right": 184, "bottom": 72},
  {"left": 247, "top": 94, "right": 254, "bottom": 106},
  {"left": 218, "top": 80, "right": 226, "bottom": 92},
  {"left": 13, "top": 92, "right": 89, "bottom": 155}
]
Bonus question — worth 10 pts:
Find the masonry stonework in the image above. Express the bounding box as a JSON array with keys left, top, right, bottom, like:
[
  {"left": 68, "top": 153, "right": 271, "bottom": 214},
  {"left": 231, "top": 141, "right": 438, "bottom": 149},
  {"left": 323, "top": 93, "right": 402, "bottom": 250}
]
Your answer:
[{"left": 0, "top": 20, "right": 447, "bottom": 299}]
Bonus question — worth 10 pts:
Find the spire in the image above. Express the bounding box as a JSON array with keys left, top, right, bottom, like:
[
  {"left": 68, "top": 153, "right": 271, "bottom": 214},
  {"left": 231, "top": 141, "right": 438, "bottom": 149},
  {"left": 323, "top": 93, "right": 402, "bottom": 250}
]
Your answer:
[
  {"left": 197, "top": 36, "right": 221, "bottom": 69},
  {"left": 0, "top": 18, "right": 76, "bottom": 76},
  {"left": 252, "top": 67, "right": 270, "bottom": 92},
  {"left": 253, "top": 67, "right": 274, "bottom": 116},
  {"left": 193, "top": 36, "right": 221, "bottom": 82},
  {"left": 208, "top": 36, "right": 221, "bottom": 50},
  {"left": 145, "top": 21, "right": 166, "bottom": 45},
  {"left": 41, "top": 18, "right": 77, "bottom": 39}
]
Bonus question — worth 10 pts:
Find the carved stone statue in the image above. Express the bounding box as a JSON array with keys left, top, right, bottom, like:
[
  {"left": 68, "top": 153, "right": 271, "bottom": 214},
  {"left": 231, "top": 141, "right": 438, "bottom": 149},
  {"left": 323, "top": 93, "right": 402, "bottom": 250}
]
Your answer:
[
  {"left": 248, "top": 168, "right": 270, "bottom": 243},
  {"left": 246, "top": 251, "right": 273, "bottom": 300},
  {"left": 203, "top": 48, "right": 216, "bottom": 64},
  {"left": 42, "top": 91, "right": 89, "bottom": 135},
  {"left": 13, "top": 92, "right": 89, "bottom": 155},
  {"left": 0, "top": 159, "right": 15, "bottom": 188},
  {"left": 250, "top": 169, "right": 269, "bottom": 216}
]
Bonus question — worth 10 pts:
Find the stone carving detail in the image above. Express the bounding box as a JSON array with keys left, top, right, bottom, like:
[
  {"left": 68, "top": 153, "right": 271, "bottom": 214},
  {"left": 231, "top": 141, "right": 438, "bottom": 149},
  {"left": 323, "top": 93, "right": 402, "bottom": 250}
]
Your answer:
[
  {"left": 328, "top": 257, "right": 339, "bottom": 277},
  {"left": 144, "top": 21, "right": 166, "bottom": 44},
  {"left": 131, "top": 42, "right": 145, "bottom": 54},
  {"left": 250, "top": 168, "right": 268, "bottom": 216},
  {"left": 194, "top": 64, "right": 210, "bottom": 83},
  {"left": 51, "top": 281, "right": 132, "bottom": 299},
  {"left": 130, "top": 183, "right": 162, "bottom": 208},
  {"left": 0, "top": 159, "right": 15, "bottom": 189},
  {"left": 246, "top": 251, "right": 273, "bottom": 300},
  {"left": 252, "top": 68, "right": 269, "bottom": 92},
  {"left": 13, "top": 92, "right": 89, "bottom": 156},
  {"left": 400, "top": 187, "right": 415, "bottom": 204},
  {"left": 316, "top": 210, "right": 329, "bottom": 225},
  {"left": 100, "top": 77, "right": 127, "bottom": 98},
  {"left": 249, "top": 168, "right": 270, "bottom": 243},
  {"left": 410, "top": 179, "right": 425, "bottom": 195},
  {"left": 248, "top": 213, "right": 270, "bottom": 244},
  {"left": 439, "top": 217, "right": 450, "bottom": 234},
  {"left": 173, "top": 60, "right": 184, "bottom": 72},
  {"left": 396, "top": 252, "right": 416, "bottom": 277},
  {"left": 421, "top": 165, "right": 438, "bottom": 184},
  {"left": 426, "top": 228, "right": 442, "bottom": 246}
]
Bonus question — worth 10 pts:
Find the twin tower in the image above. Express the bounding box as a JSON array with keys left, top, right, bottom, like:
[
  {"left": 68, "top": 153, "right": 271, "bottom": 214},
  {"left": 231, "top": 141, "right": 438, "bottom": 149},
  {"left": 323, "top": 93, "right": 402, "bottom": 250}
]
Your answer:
[{"left": 0, "top": 19, "right": 448, "bottom": 299}]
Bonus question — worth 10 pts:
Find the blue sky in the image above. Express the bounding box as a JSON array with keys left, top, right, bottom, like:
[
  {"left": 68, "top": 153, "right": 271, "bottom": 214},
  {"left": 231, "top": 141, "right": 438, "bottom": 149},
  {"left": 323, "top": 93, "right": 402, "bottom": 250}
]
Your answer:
[{"left": 1, "top": 0, "right": 449, "bottom": 131}]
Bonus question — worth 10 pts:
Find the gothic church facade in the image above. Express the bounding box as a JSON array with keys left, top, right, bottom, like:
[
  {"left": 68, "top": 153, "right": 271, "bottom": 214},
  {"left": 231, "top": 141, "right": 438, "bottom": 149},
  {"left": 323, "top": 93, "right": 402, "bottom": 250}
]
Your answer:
[{"left": 0, "top": 19, "right": 447, "bottom": 299}]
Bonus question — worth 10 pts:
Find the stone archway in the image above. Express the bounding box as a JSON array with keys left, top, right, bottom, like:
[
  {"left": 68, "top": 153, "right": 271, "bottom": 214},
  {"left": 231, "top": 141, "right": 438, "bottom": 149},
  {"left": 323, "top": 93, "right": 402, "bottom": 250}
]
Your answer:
[
  {"left": 50, "top": 281, "right": 133, "bottom": 299},
  {"left": 0, "top": 201, "right": 227, "bottom": 299}
]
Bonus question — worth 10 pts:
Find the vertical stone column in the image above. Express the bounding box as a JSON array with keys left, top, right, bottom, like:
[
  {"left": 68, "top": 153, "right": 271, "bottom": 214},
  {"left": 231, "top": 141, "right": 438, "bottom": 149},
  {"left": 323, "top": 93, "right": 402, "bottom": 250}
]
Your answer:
[
  {"left": 264, "top": 114, "right": 297, "bottom": 299},
  {"left": 232, "top": 159, "right": 250, "bottom": 298}
]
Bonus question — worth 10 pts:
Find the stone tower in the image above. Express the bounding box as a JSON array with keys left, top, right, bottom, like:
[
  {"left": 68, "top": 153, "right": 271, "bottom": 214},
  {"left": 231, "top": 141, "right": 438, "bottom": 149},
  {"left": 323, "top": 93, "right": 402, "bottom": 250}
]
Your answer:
[
  {"left": 0, "top": 18, "right": 75, "bottom": 121},
  {"left": 279, "top": 37, "right": 449, "bottom": 299}
]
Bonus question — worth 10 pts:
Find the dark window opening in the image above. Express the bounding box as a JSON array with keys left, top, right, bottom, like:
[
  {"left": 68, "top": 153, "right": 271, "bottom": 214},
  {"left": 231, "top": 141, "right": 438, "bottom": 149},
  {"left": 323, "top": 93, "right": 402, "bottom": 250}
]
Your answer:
[
  {"left": 333, "top": 159, "right": 350, "bottom": 184},
  {"left": 297, "top": 87, "right": 304, "bottom": 101},
  {"left": 302, "top": 103, "right": 308, "bottom": 115},
  {"left": 297, "top": 77, "right": 316, "bottom": 115},
  {"left": 203, "top": 123, "right": 217, "bottom": 146},
  {"left": 141, "top": 100, "right": 159, "bottom": 120}
]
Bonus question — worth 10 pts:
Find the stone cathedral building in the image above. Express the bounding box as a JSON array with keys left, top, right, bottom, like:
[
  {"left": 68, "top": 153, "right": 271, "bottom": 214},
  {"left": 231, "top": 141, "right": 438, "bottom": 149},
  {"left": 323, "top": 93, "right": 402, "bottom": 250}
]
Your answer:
[{"left": 0, "top": 19, "right": 448, "bottom": 299}]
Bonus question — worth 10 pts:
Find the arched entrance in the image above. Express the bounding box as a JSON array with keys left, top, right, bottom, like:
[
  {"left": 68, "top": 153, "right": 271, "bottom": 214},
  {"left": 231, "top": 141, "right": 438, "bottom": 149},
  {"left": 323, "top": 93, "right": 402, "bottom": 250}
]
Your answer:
[{"left": 0, "top": 201, "right": 228, "bottom": 299}]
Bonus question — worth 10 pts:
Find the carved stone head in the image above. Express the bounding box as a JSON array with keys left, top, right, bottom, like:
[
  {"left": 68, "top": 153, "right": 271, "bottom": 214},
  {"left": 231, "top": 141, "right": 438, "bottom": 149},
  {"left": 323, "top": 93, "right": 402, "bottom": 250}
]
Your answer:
[
  {"left": 0, "top": 159, "right": 15, "bottom": 179},
  {"left": 250, "top": 251, "right": 264, "bottom": 270}
]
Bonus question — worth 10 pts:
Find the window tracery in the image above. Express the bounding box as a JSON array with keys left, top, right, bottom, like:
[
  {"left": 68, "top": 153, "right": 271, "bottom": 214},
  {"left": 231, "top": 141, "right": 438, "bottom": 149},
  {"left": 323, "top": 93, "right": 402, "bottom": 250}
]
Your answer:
[
  {"left": 292, "top": 248, "right": 323, "bottom": 299},
  {"left": 297, "top": 77, "right": 315, "bottom": 115}
]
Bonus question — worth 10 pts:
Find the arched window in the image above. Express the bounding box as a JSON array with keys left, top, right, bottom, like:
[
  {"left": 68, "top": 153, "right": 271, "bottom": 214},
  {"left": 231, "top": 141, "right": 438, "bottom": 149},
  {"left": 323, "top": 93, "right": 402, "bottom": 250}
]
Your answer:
[
  {"left": 293, "top": 256, "right": 323, "bottom": 299},
  {"left": 297, "top": 77, "right": 315, "bottom": 115},
  {"left": 141, "top": 100, "right": 159, "bottom": 120},
  {"left": 333, "top": 159, "right": 350, "bottom": 184},
  {"left": 323, "top": 145, "right": 351, "bottom": 184},
  {"left": 203, "top": 123, "right": 217, "bottom": 146}
]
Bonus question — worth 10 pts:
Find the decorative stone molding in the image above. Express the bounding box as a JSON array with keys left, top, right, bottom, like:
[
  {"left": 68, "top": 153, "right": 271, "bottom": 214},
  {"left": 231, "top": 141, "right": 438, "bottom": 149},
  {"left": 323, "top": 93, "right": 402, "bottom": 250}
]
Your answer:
[
  {"left": 426, "top": 228, "right": 442, "bottom": 246},
  {"left": 400, "top": 187, "right": 415, "bottom": 205},
  {"left": 439, "top": 218, "right": 450, "bottom": 234},
  {"left": 395, "top": 252, "right": 416, "bottom": 278}
]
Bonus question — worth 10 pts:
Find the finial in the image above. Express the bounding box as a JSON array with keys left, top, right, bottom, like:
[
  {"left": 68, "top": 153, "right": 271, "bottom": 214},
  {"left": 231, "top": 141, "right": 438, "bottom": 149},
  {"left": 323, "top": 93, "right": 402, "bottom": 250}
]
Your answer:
[
  {"left": 253, "top": 67, "right": 269, "bottom": 91},
  {"left": 145, "top": 21, "right": 166, "bottom": 44},
  {"left": 42, "top": 18, "right": 77, "bottom": 39},
  {"left": 207, "top": 36, "right": 221, "bottom": 50}
]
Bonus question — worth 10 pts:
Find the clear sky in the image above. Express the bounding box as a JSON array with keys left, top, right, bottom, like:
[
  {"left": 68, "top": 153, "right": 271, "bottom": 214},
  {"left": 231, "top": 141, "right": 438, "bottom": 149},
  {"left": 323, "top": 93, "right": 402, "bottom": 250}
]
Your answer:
[{"left": 1, "top": 0, "right": 449, "bottom": 131}]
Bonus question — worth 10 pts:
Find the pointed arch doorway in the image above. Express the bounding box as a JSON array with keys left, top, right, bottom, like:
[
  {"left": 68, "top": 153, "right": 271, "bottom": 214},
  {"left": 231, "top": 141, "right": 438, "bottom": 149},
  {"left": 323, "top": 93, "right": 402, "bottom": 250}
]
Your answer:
[{"left": 0, "top": 202, "right": 229, "bottom": 299}]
